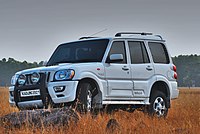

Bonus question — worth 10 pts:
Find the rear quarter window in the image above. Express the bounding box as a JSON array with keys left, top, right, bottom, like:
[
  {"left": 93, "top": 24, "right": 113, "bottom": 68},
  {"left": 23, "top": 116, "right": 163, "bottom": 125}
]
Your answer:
[{"left": 148, "top": 42, "right": 170, "bottom": 64}]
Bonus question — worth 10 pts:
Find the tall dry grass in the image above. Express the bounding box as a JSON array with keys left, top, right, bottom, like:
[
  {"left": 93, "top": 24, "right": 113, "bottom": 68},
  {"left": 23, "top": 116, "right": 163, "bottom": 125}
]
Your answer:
[
  {"left": 0, "top": 87, "right": 199, "bottom": 134},
  {"left": 0, "top": 87, "right": 18, "bottom": 117}
]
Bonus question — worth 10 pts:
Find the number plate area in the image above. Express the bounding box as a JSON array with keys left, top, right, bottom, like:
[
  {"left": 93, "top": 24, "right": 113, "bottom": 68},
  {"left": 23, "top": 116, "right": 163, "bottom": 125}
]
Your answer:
[{"left": 20, "top": 89, "right": 41, "bottom": 97}]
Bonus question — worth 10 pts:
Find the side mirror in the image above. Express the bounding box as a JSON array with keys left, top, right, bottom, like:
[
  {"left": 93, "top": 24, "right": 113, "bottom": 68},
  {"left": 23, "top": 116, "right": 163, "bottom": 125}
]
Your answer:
[{"left": 107, "top": 54, "right": 123, "bottom": 63}]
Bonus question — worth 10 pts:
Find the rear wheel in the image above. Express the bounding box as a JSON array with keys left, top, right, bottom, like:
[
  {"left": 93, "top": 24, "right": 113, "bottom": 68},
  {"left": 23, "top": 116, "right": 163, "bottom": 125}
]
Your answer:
[{"left": 147, "top": 91, "right": 168, "bottom": 117}]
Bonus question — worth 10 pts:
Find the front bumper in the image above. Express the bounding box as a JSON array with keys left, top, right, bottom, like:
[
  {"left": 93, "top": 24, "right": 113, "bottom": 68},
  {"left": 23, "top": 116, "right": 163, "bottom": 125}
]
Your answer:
[
  {"left": 47, "top": 81, "right": 78, "bottom": 104},
  {"left": 18, "top": 100, "right": 43, "bottom": 108},
  {"left": 9, "top": 86, "right": 16, "bottom": 107},
  {"left": 9, "top": 79, "right": 79, "bottom": 109}
]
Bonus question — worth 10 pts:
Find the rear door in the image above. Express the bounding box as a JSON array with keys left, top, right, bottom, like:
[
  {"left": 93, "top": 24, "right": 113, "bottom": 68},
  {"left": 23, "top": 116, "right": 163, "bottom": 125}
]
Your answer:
[
  {"left": 127, "top": 40, "right": 154, "bottom": 98},
  {"left": 105, "top": 41, "right": 133, "bottom": 98}
]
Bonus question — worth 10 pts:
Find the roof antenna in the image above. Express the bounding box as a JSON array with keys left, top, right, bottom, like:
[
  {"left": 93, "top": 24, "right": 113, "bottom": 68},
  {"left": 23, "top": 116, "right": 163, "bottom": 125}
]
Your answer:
[
  {"left": 89, "top": 28, "right": 108, "bottom": 36},
  {"left": 79, "top": 29, "right": 107, "bottom": 40}
]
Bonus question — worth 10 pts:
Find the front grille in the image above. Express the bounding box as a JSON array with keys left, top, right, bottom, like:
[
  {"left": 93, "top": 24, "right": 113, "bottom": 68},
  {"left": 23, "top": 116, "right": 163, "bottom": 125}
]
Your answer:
[
  {"left": 17, "top": 71, "right": 51, "bottom": 86},
  {"left": 14, "top": 73, "right": 50, "bottom": 108},
  {"left": 46, "top": 72, "right": 51, "bottom": 82}
]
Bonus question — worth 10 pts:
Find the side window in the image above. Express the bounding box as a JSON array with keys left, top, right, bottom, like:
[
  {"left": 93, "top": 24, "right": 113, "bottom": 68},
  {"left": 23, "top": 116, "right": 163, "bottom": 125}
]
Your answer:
[
  {"left": 128, "top": 41, "right": 150, "bottom": 64},
  {"left": 148, "top": 42, "right": 170, "bottom": 64},
  {"left": 108, "top": 41, "right": 127, "bottom": 63}
]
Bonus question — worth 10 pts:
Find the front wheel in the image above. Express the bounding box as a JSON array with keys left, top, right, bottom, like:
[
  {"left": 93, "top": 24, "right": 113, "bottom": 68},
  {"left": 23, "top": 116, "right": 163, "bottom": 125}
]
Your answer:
[
  {"left": 147, "top": 91, "right": 168, "bottom": 117},
  {"left": 75, "top": 82, "right": 94, "bottom": 113}
]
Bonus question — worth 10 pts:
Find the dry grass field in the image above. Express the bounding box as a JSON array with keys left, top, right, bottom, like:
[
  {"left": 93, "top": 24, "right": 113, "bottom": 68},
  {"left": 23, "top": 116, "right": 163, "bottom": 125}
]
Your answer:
[{"left": 0, "top": 87, "right": 199, "bottom": 134}]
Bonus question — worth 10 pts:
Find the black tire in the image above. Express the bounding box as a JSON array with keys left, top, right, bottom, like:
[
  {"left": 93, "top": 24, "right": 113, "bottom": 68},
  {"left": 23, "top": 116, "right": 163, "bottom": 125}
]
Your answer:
[
  {"left": 147, "top": 91, "right": 168, "bottom": 117},
  {"left": 75, "top": 82, "right": 94, "bottom": 113}
]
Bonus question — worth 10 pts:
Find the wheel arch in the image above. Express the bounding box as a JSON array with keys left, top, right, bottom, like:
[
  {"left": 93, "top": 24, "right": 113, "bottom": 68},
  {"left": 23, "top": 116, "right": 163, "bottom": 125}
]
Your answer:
[
  {"left": 149, "top": 81, "right": 171, "bottom": 108},
  {"left": 76, "top": 77, "right": 103, "bottom": 109}
]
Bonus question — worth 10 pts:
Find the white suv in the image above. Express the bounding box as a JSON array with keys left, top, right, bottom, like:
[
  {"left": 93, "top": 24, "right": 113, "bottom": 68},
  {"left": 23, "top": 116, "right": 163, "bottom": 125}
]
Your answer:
[{"left": 9, "top": 32, "right": 179, "bottom": 117}]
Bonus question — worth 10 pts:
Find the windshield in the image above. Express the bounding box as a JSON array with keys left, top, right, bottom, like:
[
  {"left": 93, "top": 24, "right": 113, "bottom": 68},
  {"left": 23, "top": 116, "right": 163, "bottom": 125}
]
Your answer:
[{"left": 47, "top": 39, "right": 109, "bottom": 66}]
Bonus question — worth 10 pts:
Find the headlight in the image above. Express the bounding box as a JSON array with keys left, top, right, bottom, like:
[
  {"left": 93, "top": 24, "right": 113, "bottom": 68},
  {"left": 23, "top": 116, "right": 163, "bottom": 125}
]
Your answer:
[
  {"left": 31, "top": 72, "right": 40, "bottom": 83},
  {"left": 54, "top": 69, "right": 75, "bottom": 81},
  {"left": 11, "top": 74, "right": 19, "bottom": 85},
  {"left": 18, "top": 74, "right": 26, "bottom": 85}
]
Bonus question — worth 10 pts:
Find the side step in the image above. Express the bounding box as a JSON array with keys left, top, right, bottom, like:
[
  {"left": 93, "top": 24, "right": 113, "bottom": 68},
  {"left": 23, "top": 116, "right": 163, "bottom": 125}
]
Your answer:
[{"left": 102, "top": 100, "right": 150, "bottom": 105}]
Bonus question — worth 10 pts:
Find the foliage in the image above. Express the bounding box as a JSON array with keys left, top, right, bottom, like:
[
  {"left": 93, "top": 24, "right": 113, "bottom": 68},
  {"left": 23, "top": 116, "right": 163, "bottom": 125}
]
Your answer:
[{"left": 173, "top": 54, "right": 200, "bottom": 87}]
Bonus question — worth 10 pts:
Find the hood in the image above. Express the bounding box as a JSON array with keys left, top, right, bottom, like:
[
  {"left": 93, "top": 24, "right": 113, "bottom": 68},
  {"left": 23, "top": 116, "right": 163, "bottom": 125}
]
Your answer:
[
  {"left": 15, "top": 63, "right": 73, "bottom": 75},
  {"left": 15, "top": 62, "right": 100, "bottom": 75}
]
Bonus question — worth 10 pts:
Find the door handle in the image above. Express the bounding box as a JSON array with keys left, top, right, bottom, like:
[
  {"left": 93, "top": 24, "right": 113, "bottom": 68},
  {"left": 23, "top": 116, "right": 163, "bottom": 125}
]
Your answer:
[
  {"left": 146, "top": 66, "right": 153, "bottom": 71},
  {"left": 122, "top": 66, "right": 129, "bottom": 71}
]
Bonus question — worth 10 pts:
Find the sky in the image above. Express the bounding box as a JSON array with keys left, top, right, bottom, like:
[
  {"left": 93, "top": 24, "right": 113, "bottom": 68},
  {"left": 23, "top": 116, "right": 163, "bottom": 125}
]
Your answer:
[{"left": 0, "top": 0, "right": 200, "bottom": 62}]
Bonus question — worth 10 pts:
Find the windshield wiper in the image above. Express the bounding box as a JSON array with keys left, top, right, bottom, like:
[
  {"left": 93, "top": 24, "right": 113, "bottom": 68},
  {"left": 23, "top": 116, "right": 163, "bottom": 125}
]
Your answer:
[
  {"left": 55, "top": 60, "right": 74, "bottom": 64},
  {"left": 72, "top": 59, "right": 97, "bottom": 63},
  {"left": 46, "top": 60, "right": 73, "bottom": 66},
  {"left": 48, "top": 59, "right": 97, "bottom": 66}
]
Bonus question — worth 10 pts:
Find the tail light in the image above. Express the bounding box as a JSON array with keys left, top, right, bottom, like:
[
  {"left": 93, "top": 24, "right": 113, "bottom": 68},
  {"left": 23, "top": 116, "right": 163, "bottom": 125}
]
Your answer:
[
  {"left": 173, "top": 65, "right": 177, "bottom": 72},
  {"left": 173, "top": 65, "right": 177, "bottom": 79},
  {"left": 174, "top": 72, "right": 177, "bottom": 79}
]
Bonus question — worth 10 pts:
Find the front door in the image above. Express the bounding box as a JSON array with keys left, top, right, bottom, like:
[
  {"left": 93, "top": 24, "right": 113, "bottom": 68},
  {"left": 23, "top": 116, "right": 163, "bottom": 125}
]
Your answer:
[{"left": 105, "top": 41, "right": 133, "bottom": 98}]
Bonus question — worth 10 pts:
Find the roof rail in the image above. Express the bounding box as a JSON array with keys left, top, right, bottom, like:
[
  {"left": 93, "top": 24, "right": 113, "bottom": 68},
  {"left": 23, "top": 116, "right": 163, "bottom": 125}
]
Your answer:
[
  {"left": 155, "top": 35, "right": 163, "bottom": 40},
  {"left": 115, "top": 32, "right": 153, "bottom": 37},
  {"left": 79, "top": 37, "right": 98, "bottom": 40}
]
